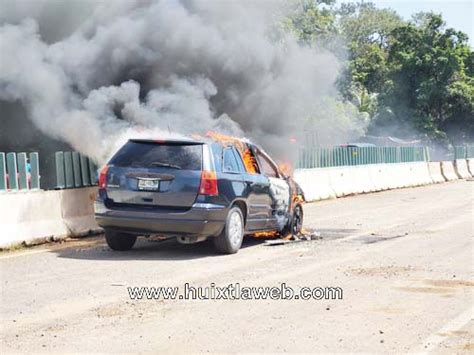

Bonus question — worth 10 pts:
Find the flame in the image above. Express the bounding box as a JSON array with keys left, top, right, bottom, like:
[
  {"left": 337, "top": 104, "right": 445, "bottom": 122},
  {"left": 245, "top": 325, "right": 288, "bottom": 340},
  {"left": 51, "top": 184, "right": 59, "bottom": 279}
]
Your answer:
[
  {"left": 206, "top": 131, "right": 258, "bottom": 174},
  {"left": 278, "top": 162, "right": 292, "bottom": 176},
  {"left": 241, "top": 148, "right": 258, "bottom": 174},
  {"left": 252, "top": 231, "right": 280, "bottom": 238},
  {"left": 293, "top": 193, "right": 304, "bottom": 204},
  {"left": 205, "top": 131, "right": 244, "bottom": 148}
]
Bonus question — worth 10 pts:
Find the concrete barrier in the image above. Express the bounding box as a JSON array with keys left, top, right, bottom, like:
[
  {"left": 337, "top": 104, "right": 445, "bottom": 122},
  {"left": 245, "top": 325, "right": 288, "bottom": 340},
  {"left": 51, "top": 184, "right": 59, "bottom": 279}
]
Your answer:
[
  {"left": 454, "top": 159, "right": 472, "bottom": 179},
  {"left": 409, "top": 162, "right": 433, "bottom": 186},
  {"left": 428, "top": 162, "right": 446, "bottom": 183},
  {"left": 440, "top": 161, "right": 459, "bottom": 181},
  {"left": 369, "top": 164, "right": 392, "bottom": 191},
  {"left": 60, "top": 187, "right": 99, "bottom": 236},
  {"left": 295, "top": 161, "right": 437, "bottom": 202},
  {"left": 468, "top": 160, "right": 474, "bottom": 177},
  {"left": 388, "top": 163, "right": 409, "bottom": 188},
  {"left": 352, "top": 165, "right": 376, "bottom": 193},
  {"left": 328, "top": 167, "right": 357, "bottom": 197},
  {"left": 383, "top": 163, "right": 415, "bottom": 188},
  {"left": 293, "top": 168, "right": 336, "bottom": 202},
  {"left": 0, "top": 187, "right": 100, "bottom": 249}
]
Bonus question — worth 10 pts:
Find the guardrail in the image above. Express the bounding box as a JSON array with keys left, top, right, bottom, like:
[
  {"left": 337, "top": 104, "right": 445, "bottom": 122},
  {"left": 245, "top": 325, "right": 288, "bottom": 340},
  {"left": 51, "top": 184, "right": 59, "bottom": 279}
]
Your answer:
[
  {"left": 55, "top": 151, "right": 98, "bottom": 189},
  {"left": 297, "top": 146, "right": 428, "bottom": 169},
  {"left": 0, "top": 152, "right": 40, "bottom": 192}
]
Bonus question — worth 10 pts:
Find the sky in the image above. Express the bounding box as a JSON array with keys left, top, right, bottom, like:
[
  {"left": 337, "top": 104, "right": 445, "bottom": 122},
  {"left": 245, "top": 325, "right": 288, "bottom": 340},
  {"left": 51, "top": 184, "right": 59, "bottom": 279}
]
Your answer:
[{"left": 359, "top": 0, "right": 474, "bottom": 47}]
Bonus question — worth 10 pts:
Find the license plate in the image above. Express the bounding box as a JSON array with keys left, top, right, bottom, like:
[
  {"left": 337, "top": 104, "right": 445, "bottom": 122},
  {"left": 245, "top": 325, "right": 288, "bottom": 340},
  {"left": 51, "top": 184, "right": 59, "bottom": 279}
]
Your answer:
[{"left": 137, "top": 179, "right": 160, "bottom": 191}]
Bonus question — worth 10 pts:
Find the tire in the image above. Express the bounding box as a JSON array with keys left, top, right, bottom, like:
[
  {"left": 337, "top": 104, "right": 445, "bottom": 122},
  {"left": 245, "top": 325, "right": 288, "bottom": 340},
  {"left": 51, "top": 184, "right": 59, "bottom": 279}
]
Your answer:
[
  {"left": 105, "top": 230, "right": 137, "bottom": 251},
  {"left": 213, "top": 206, "right": 244, "bottom": 254},
  {"left": 282, "top": 204, "right": 304, "bottom": 236}
]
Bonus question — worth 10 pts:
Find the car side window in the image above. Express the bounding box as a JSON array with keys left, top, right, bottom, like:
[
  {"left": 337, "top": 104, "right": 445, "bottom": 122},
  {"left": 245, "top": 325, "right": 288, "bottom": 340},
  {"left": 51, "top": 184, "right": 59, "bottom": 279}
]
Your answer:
[
  {"left": 257, "top": 152, "right": 278, "bottom": 178},
  {"left": 230, "top": 147, "right": 247, "bottom": 173},
  {"left": 223, "top": 147, "right": 240, "bottom": 173}
]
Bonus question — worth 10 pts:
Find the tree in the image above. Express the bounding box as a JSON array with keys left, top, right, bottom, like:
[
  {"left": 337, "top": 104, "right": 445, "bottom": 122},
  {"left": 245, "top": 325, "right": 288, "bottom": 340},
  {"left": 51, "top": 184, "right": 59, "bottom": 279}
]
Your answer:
[
  {"left": 283, "top": 2, "right": 474, "bottom": 145},
  {"left": 284, "top": 0, "right": 337, "bottom": 46},
  {"left": 335, "top": 3, "right": 402, "bottom": 107},
  {"left": 374, "top": 13, "right": 474, "bottom": 144}
]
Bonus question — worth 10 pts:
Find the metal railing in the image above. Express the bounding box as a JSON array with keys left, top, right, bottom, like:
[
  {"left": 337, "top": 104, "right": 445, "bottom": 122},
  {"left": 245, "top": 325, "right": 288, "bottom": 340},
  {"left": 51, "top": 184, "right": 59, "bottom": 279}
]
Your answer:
[
  {"left": 0, "top": 152, "right": 40, "bottom": 191},
  {"left": 55, "top": 151, "right": 98, "bottom": 189},
  {"left": 454, "top": 145, "right": 474, "bottom": 159},
  {"left": 296, "top": 146, "right": 428, "bottom": 169}
]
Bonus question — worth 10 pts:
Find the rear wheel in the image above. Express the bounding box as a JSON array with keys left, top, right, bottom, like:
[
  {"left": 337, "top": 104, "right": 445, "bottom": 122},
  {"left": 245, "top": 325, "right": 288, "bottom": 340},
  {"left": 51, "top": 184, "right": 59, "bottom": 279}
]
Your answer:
[
  {"left": 213, "top": 206, "right": 244, "bottom": 254},
  {"left": 105, "top": 230, "right": 137, "bottom": 251}
]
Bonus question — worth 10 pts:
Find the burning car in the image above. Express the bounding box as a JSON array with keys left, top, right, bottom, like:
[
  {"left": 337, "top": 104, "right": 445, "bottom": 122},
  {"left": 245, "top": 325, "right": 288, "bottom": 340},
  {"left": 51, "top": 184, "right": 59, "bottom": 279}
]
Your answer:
[{"left": 94, "top": 133, "right": 304, "bottom": 254}]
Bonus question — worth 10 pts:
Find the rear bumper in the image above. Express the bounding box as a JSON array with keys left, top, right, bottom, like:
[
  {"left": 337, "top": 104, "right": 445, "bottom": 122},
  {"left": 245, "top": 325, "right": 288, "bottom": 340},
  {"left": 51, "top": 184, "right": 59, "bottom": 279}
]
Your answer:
[{"left": 94, "top": 201, "right": 227, "bottom": 237}]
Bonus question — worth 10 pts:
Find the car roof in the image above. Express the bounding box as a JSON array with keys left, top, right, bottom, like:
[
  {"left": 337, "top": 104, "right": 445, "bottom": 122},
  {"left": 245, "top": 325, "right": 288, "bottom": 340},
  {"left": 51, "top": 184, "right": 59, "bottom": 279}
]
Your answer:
[
  {"left": 129, "top": 135, "right": 260, "bottom": 150},
  {"left": 130, "top": 138, "right": 205, "bottom": 145}
]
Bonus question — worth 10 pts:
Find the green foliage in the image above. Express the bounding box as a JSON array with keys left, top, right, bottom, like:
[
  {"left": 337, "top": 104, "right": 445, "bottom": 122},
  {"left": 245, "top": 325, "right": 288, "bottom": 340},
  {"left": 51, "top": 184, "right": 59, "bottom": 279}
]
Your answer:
[
  {"left": 285, "top": 0, "right": 337, "bottom": 43},
  {"left": 378, "top": 13, "right": 473, "bottom": 144},
  {"left": 337, "top": 2, "right": 403, "bottom": 47},
  {"left": 284, "top": 2, "right": 473, "bottom": 146}
]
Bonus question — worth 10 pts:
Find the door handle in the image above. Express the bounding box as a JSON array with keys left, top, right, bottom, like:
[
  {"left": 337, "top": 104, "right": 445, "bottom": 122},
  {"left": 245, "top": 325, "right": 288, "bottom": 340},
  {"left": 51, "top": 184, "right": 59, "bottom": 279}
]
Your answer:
[
  {"left": 246, "top": 180, "right": 270, "bottom": 188},
  {"left": 245, "top": 180, "right": 255, "bottom": 187}
]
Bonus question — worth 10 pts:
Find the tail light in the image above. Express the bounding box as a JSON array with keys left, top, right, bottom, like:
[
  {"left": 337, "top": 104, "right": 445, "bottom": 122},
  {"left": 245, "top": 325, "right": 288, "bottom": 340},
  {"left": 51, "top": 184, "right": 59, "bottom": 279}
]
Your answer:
[
  {"left": 199, "top": 171, "right": 218, "bottom": 196},
  {"left": 98, "top": 165, "right": 109, "bottom": 189}
]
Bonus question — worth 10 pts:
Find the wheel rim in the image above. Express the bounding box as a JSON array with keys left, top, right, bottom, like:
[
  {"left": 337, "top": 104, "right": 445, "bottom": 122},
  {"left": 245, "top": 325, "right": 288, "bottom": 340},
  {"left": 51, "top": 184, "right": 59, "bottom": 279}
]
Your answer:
[
  {"left": 292, "top": 206, "right": 303, "bottom": 235},
  {"left": 228, "top": 211, "right": 243, "bottom": 246}
]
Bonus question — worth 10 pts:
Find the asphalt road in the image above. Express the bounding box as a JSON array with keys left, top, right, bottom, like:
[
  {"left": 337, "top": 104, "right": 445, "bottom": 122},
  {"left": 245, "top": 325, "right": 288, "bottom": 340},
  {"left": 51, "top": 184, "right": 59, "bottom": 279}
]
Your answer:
[{"left": 1, "top": 180, "right": 473, "bottom": 353}]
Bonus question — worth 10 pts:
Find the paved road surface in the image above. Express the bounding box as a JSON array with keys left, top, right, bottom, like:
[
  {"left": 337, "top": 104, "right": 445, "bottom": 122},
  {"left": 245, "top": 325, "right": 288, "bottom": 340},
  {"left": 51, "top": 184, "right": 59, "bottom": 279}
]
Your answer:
[{"left": 1, "top": 181, "right": 473, "bottom": 353}]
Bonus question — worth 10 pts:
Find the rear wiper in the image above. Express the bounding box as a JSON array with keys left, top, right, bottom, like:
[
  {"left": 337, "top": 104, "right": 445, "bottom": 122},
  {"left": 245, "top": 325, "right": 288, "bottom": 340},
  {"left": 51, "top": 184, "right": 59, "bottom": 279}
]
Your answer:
[{"left": 151, "top": 162, "right": 182, "bottom": 169}]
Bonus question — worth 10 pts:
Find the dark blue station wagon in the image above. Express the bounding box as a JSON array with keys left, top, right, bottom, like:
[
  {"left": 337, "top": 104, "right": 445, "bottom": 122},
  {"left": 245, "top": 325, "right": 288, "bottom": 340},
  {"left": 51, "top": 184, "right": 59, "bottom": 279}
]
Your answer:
[{"left": 95, "top": 137, "right": 304, "bottom": 254}]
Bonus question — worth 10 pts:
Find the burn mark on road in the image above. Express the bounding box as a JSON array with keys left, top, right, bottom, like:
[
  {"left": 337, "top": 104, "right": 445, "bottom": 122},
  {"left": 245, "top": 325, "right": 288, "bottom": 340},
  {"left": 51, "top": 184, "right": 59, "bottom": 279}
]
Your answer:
[
  {"left": 361, "top": 234, "right": 406, "bottom": 244},
  {"left": 316, "top": 228, "right": 358, "bottom": 240},
  {"left": 346, "top": 265, "right": 416, "bottom": 278},
  {"left": 397, "top": 286, "right": 453, "bottom": 294},
  {"left": 424, "top": 279, "right": 474, "bottom": 288}
]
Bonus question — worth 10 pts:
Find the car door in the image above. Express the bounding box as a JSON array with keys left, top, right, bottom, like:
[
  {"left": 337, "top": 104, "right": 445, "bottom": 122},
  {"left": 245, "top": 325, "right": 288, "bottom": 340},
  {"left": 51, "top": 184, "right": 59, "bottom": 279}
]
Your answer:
[
  {"left": 254, "top": 149, "right": 291, "bottom": 230},
  {"left": 233, "top": 145, "right": 272, "bottom": 231},
  {"left": 219, "top": 145, "right": 246, "bottom": 206}
]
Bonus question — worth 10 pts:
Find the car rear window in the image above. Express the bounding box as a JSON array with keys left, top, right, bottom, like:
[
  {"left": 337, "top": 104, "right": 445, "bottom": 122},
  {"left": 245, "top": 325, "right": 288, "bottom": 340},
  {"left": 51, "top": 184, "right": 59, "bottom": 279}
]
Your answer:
[{"left": 110, "top": 141, "right": 202, "bottom": 170}]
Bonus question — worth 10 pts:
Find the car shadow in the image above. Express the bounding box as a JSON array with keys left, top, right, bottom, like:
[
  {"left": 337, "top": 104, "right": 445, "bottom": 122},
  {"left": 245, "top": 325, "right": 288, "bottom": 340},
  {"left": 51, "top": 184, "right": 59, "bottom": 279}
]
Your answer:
[
  {"left": 53, "top": 235, "right": 270, "bottom": 261},
  {"left": 52, "top": 227, "right": 356, "bottom": 261}
]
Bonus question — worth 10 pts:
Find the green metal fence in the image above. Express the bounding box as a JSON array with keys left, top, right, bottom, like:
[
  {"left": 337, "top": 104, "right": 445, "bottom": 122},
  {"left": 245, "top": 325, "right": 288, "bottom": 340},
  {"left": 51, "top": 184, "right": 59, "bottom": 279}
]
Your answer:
[
  {"left": 0, "top": 152, "right": 40, "bottom": 191},
  {"left": 297, "top": 146, "right": 428, "bottom": 169},
  {"left": 55, "top": 151, "right": 98, "bottom": 189},
  {"left": 467, "top": 145, "right": 474, "bottom": 159},
  {"left": 455, "top": 145, "right": 474, "bottom": 159}
]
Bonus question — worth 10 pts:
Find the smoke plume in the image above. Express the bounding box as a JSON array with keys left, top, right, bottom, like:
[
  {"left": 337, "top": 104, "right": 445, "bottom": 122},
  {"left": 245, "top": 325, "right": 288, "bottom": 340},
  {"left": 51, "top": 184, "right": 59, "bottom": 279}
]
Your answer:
[{"left": 0, "top": 0, "right": 366, "bottom": 164}]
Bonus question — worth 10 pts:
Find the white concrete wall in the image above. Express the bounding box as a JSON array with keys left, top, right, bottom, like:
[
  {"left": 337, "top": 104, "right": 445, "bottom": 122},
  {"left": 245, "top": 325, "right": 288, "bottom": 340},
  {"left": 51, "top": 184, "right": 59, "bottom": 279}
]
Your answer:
[
  {"left": 468, "top": 160, "right": 474, "bottom": 176},
  {"left": 428, "top": 162, "right": 446, "bottom": 183},
  {"left": 295, "top": 162, "right": 444, "bottom": 202},
  {"left": 293, "top": 168, "right": 336, "bottom": 201},
  {"left": 441, "top": 161, "right": 459, "bottom": 181},
  {"left": 0, "top": 187, "right": 100, "bottom": 249},
  {"left": 454, "top": 159, "right": 472, "bottom": 179}
]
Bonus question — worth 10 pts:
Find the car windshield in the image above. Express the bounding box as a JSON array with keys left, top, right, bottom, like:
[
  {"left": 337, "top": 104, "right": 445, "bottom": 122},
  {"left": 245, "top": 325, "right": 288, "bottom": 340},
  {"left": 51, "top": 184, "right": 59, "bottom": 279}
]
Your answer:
[{"left": 109, "top": 141, "right": 202, "bottom": 170}]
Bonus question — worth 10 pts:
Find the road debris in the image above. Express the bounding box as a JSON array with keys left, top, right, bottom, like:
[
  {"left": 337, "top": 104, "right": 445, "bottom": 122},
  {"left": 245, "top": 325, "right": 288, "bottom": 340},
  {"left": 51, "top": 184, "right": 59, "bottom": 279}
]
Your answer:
[{"left": 263, "top": 229, "right": 322, "bottom": 246}]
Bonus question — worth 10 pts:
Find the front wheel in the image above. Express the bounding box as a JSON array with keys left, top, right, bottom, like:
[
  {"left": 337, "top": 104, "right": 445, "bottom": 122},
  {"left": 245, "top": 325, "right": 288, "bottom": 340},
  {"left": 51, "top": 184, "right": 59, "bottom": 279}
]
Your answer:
[
  {"left": 281, "top": 204, "right": 304, "bottom": 236},
  {"left": 213, "top": 206, "right": 244, "bottom": 254},
  {"left": 105, "top": 230, "right": 137, "bottom": 251}
]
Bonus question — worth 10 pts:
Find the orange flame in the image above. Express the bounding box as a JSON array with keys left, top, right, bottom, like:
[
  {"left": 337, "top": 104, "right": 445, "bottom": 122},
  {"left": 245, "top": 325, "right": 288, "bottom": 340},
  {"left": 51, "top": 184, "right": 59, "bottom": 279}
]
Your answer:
[
  {"left": 206, "top": 131, "right": 258, "bottom": 174},
  {"left": 241, "top": 148, "right": 258, "bottom": 174},
  {"left": 278, "top": 162, "right": 292, "bottom": 177},
  {"left": 252, "top": 231, "right": 280, "bottom": 238},
  {"left": 205, "top": 131, "right": 244, "bottom": 149}
]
